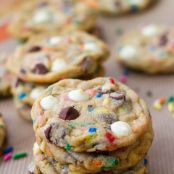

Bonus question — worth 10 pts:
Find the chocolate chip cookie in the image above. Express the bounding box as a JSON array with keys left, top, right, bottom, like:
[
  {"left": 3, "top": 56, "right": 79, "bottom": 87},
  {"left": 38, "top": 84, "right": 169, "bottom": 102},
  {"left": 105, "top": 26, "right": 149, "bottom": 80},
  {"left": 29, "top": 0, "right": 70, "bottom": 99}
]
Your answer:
[
  {"left": 8, "top": 0, "right": 97, "bottom": 39},
  {"left": 116, "top": 25, "right": 174, "bottom": 74},
  {"left": 32, "top": 77, "right": 152, "bottom": 152},
  {"left": 7, "top": 32, "right": 109, "bottom": 83}
]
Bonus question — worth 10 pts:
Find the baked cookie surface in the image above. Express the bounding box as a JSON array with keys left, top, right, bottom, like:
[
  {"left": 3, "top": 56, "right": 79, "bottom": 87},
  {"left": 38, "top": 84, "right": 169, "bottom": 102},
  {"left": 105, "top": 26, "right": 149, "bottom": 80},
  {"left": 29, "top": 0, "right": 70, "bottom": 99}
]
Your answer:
[
  {"left": 0, "top": 113, "right": 6, "bottom": 150},
  {"left": 8, "top": 0, "right": 97, "bottom": 39},
  {"left": 0, "top": 54, "right": 12, "bottom": 97},
  {"left": 31, "top": 77, "right": 151, "bottom": 152},
  {"left": 7, "top": 32, "right": 109, "bottom": 83},
  {"left": 116, "top": 25, "right": 174, "bottom": 74}
]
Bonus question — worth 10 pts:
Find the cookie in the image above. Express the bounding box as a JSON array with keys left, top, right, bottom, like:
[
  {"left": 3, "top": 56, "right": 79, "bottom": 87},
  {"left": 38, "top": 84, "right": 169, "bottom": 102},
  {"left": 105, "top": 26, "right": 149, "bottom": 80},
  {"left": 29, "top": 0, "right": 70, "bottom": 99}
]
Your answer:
[
  {"left": 0, "top": 54, "right": 12, "bottom": 97},
  {"left": 32, "top": 143, "right": 148, "bottom": 174},
  {"left": 84, "top": 0, "right": 151, "bottom": 15},
  {"left": 8, "top": 0, "right": 97, "bottom": 39},
  {"left": 35, "top": 123, "right": 152, "bottom": 173},
  {"left": 31, "top": 77, "right": 152, "bottom": 153},
  {"left": 0, "top": 113, "right": 6, "bottom": 150},
  {"left": 7, "top": 31, "right": 109, "bottom": 83},
  {"left": 12, "top": 66, "right": 105, "bottom": 121},
  {"left": 116, "top": 25, "right": 174, "bottom": 74}
]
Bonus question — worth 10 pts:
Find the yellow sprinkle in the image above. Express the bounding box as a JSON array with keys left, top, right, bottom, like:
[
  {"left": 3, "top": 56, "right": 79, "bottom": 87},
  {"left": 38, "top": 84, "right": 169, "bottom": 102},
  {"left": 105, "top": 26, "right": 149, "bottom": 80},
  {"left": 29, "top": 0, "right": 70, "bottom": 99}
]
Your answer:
[
  {"left": 153, "top": 101, "right": 162, "bottom": 110},
  {"left": 103, "top": 98, "right": 110, "bottom": 105},
  {"left": 168, "top": 103, "right": 174, "bottom": 112},
  {"left": 95, "top": 107, "right": 109, "bottom": 113},
  {"left": 118, "top": 107, "right": 124, "bottom": 113}
]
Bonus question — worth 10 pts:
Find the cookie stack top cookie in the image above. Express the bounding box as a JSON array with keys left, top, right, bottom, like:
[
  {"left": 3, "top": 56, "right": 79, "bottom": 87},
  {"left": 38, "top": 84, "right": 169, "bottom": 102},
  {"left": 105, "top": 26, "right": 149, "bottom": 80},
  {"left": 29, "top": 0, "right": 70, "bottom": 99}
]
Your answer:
[
  {"left": 31, "top": 77, "right": 153, "bottom": 173},
  {"left": 32, "top": 77, "right": 151, "bottom": 152},
  {"left": 8, "top": 0, "right": 97, "bottom": 39},
  {"left": 116, "top": 25, "right": 174, "bottom": 74},
  {"left": 8, "top": 31, "right": 109, "bottom": 84}
]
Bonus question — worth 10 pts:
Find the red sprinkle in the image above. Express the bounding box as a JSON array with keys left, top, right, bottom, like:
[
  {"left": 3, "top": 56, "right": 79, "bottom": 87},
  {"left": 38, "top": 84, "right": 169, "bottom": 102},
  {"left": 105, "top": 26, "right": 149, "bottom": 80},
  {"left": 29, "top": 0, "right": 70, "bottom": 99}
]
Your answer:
[
  {"left": 105, "top": 132, "right": 116, "bottom": 143},
  {"left": 0, "top": 23, "right": 12, "bottom": 42},
  {"left": 3, "top": 152, "right": 12, "bottom": 161},
  {"left": 109, "top": 78, "right": 116, "bottom": 84},
  {"left": 119, "top": 75, "right": 128, "bottom": 84}
]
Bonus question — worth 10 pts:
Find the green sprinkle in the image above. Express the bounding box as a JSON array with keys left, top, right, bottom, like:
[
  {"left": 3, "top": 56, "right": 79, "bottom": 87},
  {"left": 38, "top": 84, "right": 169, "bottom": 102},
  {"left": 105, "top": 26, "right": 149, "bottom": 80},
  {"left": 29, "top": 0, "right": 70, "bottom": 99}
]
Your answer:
[
  {"left": 68, "top": 123, "right": 76, "bottom": 129},
  {"left": 0, "top": 124, "right": 4, "bottom": 129},
  {"left": 13, "top": 152, "right": 27, "bottom": 159},
  {"left": 167, "top": 96, "right": 174, "bottom": 103},
  {"left": 102, "top": 159, "right": 119, "bottom": 170},
  {"left": 66, "top": 144, "right": 72, "bottom": 151}
]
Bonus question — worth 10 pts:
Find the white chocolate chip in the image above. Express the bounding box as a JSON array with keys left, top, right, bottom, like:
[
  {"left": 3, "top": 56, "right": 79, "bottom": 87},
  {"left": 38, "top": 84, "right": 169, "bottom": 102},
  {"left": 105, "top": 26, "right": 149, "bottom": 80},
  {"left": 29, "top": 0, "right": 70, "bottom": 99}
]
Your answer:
[
  {"left": 68, "top": 89, "right": 89, "bottom": 102},
  {"left": 40, "top": 95, "right": 58, "bottom": 110},
  {"left": 33, "top": 142, "right": 40, "bottom": 155},
  {"left": 129, "top": 0, "right": 144, "bottom": 5},
  {"left": 119, "top": 46, "right": 137, "bottom": 59},
  {"left": 30, "top": 87, "right": 45, "bottom": 100},
  {"left": 102, "top": 83, "right": 115, "bottom": 92},
  {"left": 51, "top": 59, "right": 67, "bottom": 72},
  {"left": 84, "top": 42, "right": 100, "bottom": 52},
  {"left": 111, "top": 121, "right": 132, "bottom": 138},
  {"left": 142, "top": 25, "right": 159, "bottom": 37},
  {"left": 48, "top": 37, "right": 61, "bottom": 45},
  {"left": 32, "top": 9, "right": 53, "bottom": 24}
]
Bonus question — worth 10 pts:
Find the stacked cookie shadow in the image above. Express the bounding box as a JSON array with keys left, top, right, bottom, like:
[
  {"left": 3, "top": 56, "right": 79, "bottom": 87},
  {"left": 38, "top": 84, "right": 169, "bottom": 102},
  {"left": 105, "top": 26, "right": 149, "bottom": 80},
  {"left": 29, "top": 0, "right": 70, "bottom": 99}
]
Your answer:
[
  {"left": 7, "top": 31, "right": 109, "bottom": 121},
  {"left": 28, "top": 77, "right": 153, "bottom": 174}
]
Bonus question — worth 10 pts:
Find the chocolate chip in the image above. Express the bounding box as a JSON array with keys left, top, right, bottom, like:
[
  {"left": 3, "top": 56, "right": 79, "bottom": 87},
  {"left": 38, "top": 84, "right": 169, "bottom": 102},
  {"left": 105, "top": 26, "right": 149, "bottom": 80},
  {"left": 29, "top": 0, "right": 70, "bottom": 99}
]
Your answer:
[
  {"left": 32, "top": 63, "right": 48, "bottom": 74},
  {"left": 59, "top": 107, "right": 79, "bottom": 120},
  {"left": 81, "top": 57, "right": 93, "bottom": 73},
  {"left": 15, "top": 78, "right": 24, "bottom": 87},
  {"left": 20, "top": 69, "right": 26, "bottom": 74},
  {"left": 28, "top": 46, "right": 42, "bottom": 53},
  {"left": 44, "top": 125, "right": 52, "bottom": 143},
  {"left": 159, "top": 33, "right": 168, "bottom": 46},
  {"left": 109, "top": 92, "right": 125, "bottom": 100}
]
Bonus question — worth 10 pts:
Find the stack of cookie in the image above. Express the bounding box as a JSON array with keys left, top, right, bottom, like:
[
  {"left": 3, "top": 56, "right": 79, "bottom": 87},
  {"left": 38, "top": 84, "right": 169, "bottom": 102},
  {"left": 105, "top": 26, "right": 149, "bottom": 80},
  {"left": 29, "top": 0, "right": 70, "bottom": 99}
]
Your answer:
[
  {"left": 7, "top": 32, "right": 109, "bottom": 121},
  {"left": 0, "top": 113, "right": 6, "bottom": 152},
  {"left": 29, "top": 77, "right": 153, "bottom": 174}
]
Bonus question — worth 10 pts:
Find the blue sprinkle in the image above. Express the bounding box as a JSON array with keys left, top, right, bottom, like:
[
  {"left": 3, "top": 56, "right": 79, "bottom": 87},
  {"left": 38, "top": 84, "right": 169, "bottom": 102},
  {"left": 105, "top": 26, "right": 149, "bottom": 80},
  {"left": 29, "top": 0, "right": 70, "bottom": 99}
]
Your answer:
[
  {"left": 123, "top": 69, "right": 129, "bottom": 76},
  {"left": 131, "top": 5, "right": 139, "bottom": 13},
  {"left": 96, "top": 93, "right": 103, "bottom": 98},
  {"left": 88, "top": 127, "right": 97, "bottom": 133},
  {"left": 87, "top": 105, "right": 94, "bottom": 112},
  {"left": 3, "top": 146, "right": 14, "bottom": 154},
  {"left": 18, "top": 92, "right": 28, "bottom": 100},
  {"left": 144, "top": 159, "right": 148, "bottom": 165}
]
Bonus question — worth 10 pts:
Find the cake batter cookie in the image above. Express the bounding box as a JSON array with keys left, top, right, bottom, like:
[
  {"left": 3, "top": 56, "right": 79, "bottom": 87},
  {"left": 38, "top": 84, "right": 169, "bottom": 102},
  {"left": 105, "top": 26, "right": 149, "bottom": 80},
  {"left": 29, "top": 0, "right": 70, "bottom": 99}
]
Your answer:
[
  {"left": 32, "top": 143, "right": 148, "bottom": 174},
  {"left": 31, "top": 77, "right": 151, "bottom": 153},
  {"left": 8, "top": 0, "right": 97, "bottom": 39},
  {"left": 7, "top": 32, "right": 109, "bottom": 83},
  {"left": 116, "top": 25, "right": 174, "bottom": 74},
  {"left": 0, "top": 113, "right": 6, "bottom": 150},
  {"left": 85, "top": 0, "right": 151, "bottom": 15},
  {"left": 0, "top": 54, "right": 12, "bottom": 97}
]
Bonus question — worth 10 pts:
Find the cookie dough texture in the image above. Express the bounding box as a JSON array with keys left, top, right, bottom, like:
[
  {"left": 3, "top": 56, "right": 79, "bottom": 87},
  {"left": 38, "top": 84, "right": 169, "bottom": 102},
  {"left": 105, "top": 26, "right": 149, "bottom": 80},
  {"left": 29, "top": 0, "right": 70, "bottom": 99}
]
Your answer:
[
  {"left": 0, "top": 54, "right": 12, "bottom": 97},
  {"left": 31, "top": 77, "right": 153, "bottom": 174},
  {"left": 7, "top": 31, "right": 109, "bottom": 84},
  {"left": 0, "top": 113, "right": 6, "bottom": 150},
  {"left": 116, "top": 25, "right": 174, "bottom": 74},
  {"left": 85, "top": 0, "right": 151, "bottom": 15},
  {"left": 8, "top": 0, "right": 97, "bottom": 39}
]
